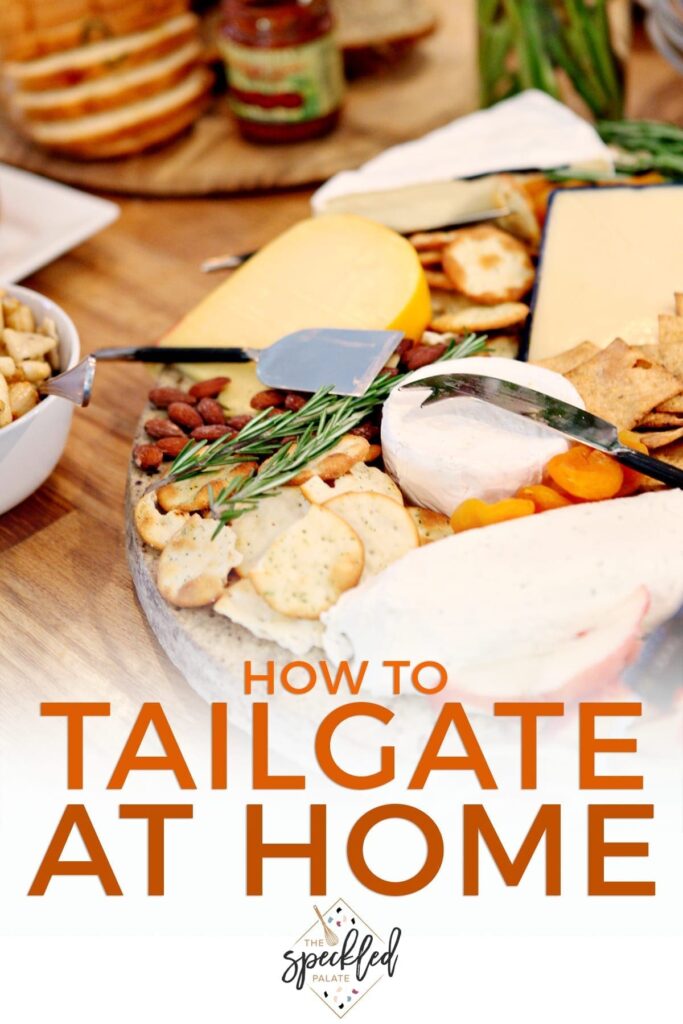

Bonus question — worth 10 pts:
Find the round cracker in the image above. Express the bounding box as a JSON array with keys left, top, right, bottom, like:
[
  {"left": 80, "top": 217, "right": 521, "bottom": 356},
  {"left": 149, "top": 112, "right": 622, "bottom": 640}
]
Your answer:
[
  {"left": 406, "top": 506, "right": 453, "bottom": 545},
  {"left": 250, "top": 505, "right": 364, "bottom": 619},
  {"left": 232, "top": 487, "right": 310, "bottom": 577},
  {"left": 442, "top": 225, "right": 534, "bottom": 304},
  {"left": 325, "top": 491, "right": 419, "bottom": 580},
  {"left": 301, "top": 462, "right": 403, "bottom": 506},
  {"left": 157, "top": 518, "right": 242, "bottom": 608},
  {"left": 431, "top": 300, "right": 529, "bottom": 333},
  {"left": 134, "top": 491, "right": 193, "bottom": 551}
]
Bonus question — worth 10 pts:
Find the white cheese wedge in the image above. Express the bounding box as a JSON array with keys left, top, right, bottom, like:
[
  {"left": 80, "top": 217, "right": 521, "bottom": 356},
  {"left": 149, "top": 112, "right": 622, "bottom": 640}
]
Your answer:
[
  {"left": 530, "top": 186, "right": 683, "bottom": 360},
  {"left": 381, "top": 356, "right": 584, "bottom": 515},
  {"left": 322, "top": 490, "right": 683, "bottom": 699}
]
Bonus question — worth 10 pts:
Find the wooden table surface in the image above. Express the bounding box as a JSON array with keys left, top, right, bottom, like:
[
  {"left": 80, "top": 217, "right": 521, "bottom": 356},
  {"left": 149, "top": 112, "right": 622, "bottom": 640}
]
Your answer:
[{"left": 1, "top": 31, "right": 681, "bottom": 732}]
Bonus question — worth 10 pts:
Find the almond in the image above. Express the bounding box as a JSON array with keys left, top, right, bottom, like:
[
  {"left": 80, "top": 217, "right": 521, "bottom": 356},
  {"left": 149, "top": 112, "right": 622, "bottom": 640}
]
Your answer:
[
  {"left": 145, "top": 418, "right": 187, "bottom": 440},
  {"left": 284, "top": 392, "right": 307, "bottom": 411},
  {"left": 250, "top": 388, "right": 285, "bottom": 410},
  {"left": 167, "top": 401, "right": 203, "bottom": 430},
  {"left": 350, "top": 421, "right": 380, "bottom": 441},
  {"left": 157, "top": 436, "right": 190, "bottom": 458},
  {"left": 403, "top": 342, "right": 447, "bottom": 371},
  {"left": 191, "top": 424, "right": 235, "bottom": 441},
  {"left": 196, "top": 397, "right": 225, "bottom": 424},
  {"left": 149, "top": 386, "right": 196, "bottom": 408},
  {"left": 188, "top": 376, "right": 230, "bottom": 399},
  {"left": 226, "top": 414, "right": 252, "bottom": 431},
  {"left": 134, "top": 443, "right": 163, "bottom": 471}
]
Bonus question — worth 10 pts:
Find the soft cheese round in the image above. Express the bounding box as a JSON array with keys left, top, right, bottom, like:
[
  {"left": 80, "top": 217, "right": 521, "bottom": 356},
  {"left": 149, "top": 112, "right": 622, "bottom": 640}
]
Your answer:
[{"left": 381, "top": 356, "right": 585, "bottom": 514}]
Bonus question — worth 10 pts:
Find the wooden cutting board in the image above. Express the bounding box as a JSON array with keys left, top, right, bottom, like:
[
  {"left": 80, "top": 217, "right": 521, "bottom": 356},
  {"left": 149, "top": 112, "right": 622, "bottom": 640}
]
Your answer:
[{"left": 0, "top": 0, "right": 476, "bottom": 197}]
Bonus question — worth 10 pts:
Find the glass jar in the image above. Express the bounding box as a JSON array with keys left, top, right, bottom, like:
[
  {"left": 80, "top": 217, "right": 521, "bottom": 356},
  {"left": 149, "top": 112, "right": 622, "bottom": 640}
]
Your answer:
[
  {"left": 220, "top": 0, "right": 345, "bottom": 143},
  {"left": 478, "top": 0, "right": 629, "bottom": 121}
]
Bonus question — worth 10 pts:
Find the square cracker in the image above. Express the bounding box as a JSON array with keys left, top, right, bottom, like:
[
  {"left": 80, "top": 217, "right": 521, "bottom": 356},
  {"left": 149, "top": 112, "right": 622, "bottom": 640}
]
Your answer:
[
  {"left": 642, "top": 341, "right": 683, "bottom": 380},
  {"left": 657, "top": 394, "right": 683, "bottom": 414},
  {"left": 658, "top": 315, "right": 683, "bottom": 345},
  {"left": 637, "top": 426, "right": 683, "bottom": 450},
  {"left": 566, "top": 338, "right": 682, "bottom": 430},
  {"left": 534, "top": 341, "right": 598, "bottom": 375},
  {"left": 638, "top": 411, "right": 683, "bottom": 429},
  {"left": 654, "top": 440, "right": 683, "bottom": 469}
]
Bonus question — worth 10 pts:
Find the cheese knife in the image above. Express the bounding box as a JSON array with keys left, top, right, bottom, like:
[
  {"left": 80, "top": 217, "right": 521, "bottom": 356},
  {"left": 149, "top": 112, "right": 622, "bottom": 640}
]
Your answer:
[
  {"left": 39, "top": 327, "right": 405, "bottom": 406},
  {"left": 403, "top": 373, "right": 683, "bottom": 489}
]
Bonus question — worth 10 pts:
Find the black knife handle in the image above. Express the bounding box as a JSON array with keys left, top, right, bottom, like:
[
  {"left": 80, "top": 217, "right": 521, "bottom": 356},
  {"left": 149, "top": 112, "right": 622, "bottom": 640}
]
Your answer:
[
  {"left": 613, "top": 446, "right": 683, "bottom": 489},
  {"left": 93, "top": 346, "right": 253, "bottom": 363}
]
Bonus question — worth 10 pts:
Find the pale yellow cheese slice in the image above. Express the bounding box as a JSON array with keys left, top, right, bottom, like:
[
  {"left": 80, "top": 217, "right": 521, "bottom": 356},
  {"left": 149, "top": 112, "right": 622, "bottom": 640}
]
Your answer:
[
  {"left": 529, "top": 186, "right": 683, "bottom": 361},
  {"left": 160, "top": 214, "right": 432, "bottom": 413}
]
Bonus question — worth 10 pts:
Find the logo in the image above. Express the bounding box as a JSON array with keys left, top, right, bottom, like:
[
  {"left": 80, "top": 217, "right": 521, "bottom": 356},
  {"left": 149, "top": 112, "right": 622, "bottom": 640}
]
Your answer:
[{"left": 281, "top": 897, "right": 401, "bottom": 1017}]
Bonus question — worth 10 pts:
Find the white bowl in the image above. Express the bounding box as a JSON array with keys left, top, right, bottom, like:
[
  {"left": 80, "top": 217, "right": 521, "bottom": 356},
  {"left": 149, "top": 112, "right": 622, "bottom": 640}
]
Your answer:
[{"left": 0, "top": 283, "right": 80, "bottom": 515}]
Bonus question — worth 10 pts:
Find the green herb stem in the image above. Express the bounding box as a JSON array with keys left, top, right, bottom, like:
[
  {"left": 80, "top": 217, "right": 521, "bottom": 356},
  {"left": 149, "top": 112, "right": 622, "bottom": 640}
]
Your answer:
[{"left": 202, "top": 333, "right": 488, "bottom": 530}]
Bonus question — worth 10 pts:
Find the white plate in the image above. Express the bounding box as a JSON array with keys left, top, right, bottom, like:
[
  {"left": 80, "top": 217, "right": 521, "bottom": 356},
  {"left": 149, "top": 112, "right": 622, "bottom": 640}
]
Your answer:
[{"left": 0, "top": 163, "right": 119, "bottom": 283}]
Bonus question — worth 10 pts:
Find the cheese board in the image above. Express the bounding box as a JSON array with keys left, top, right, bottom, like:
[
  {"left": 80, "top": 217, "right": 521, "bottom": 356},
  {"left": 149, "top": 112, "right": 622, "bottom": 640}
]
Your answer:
[{"left": 119, "top": 174, "right": 683, "bottom": 720}]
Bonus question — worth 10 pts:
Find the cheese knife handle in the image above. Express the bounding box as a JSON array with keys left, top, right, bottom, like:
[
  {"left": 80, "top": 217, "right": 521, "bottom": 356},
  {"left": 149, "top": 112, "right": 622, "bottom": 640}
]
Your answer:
[
  {"left": 92, "top": 346, "right": 253, "bottom": 363},
  {"left": 613, "top": 446, "right": 683, "bottom": 489}
]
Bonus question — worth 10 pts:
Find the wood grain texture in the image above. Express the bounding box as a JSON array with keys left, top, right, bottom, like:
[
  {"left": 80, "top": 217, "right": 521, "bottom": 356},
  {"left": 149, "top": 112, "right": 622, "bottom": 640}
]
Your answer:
[
  {"left": 0, "top": 0, "right": 476, "bottom": 197},
  {"left": 0, "top": 29, "right": 680, "bottom": 727}
]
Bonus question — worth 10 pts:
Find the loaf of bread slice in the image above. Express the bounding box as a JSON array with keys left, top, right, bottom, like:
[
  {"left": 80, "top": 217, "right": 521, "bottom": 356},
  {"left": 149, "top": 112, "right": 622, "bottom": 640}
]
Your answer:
[
  {"left": 21, "top": 66, "right": 213, "bottom": 158},
  {"left": 3, "top": 12, "right": 200, "bottom": 91},
  {"left": 1, "top": 8, "right": 212, "bottom": 160},
  {"left": 2, "top": 0, "right": 190, "bottom": 62},
  {"left": 9, "top": 39, "right": 203, "bottom": 122}
]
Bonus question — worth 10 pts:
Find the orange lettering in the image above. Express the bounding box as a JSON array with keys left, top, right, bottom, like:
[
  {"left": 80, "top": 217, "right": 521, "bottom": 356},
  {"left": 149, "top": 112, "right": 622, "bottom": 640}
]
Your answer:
[
  {"left": 383, "top": 661, "right": 410, "bottom": 695},
  {"left": 315, "top": 703, "right": 394, "bottom": 789},
  {"left": 252, "top": 704, "right": 305, "bottom": 789},
  {"left": 246, "top": 804, "right": 326, "bottom": 895},
  {"left": 120, "top": 804, "right": 193, "bottom": 896},
  {"left": 319, "top": 660, "right": 368, "bottom": 695},
  {"left": 41, "top": 702, "right": 110, "bottom": 789},
  {"left": 347, "top": 804, "right": 443, "bottom": 895},
  {"left": 587, "top": 804, "right": 655, "bottom": 896},
  {"left": 411, "top": 662, "right": 448, "bottom": 695},
  {"left": 579, "top": 703, "right": 643, "bottom": 789},
  {"left": 108, "top": 703, "right": 195, "bottom": 789},
  {"left": 29, "top": 805, "right": 121, "bottom": 896},
  {"left": 211, "top": 703, "right": 228, "bottom": 790},
  {"left": 244, "top": 661, "right": 275, "bottom": 695},
  {"left": 463, "top": 804, "right": 561, "bottom": 895},
  {"left": 409, "top": 703, "right": 496, "bottom": 789},
  {"left": 494, "top": 702, "right": 564, "bottom": 789}
]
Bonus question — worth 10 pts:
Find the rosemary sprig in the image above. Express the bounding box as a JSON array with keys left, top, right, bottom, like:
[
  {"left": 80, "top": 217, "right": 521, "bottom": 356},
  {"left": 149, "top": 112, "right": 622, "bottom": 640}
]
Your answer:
[
  {"left": 201, "top": 332, "right": 488, "bottom": 531},
  {"left": 597, "top": 119, "right": 683, "bottom": 181},
  {"left": 161, "top": 333, "right": 487, "bottom": 491}
]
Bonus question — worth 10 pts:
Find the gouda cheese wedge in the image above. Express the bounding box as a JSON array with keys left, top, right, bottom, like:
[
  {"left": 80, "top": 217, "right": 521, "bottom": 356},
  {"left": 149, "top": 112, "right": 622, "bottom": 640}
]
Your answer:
[{"left": 161, "top": 214, "right": 431, "bottom": 413}]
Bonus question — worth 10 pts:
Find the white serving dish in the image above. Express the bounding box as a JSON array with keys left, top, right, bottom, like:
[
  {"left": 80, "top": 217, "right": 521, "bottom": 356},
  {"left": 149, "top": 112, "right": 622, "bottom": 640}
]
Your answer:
[
  {"left": 0, "top": 283, "right": 80, "bottom": 515},
  {"left": 0, "top": 163, "right": 118, "bottom": 283}
]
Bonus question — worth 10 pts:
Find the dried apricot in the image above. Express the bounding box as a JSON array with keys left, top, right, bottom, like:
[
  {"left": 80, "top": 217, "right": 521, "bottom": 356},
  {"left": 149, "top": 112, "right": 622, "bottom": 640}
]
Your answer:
[
  {"left": 450, "top": 497, "right": 535, "bottom": 533},
  {"left": 516, "top": 483, "right": 572, "bottom": 511},
  {"left": 618, "top": 430, "right": 648, "bottom": 455},
  {"left": 545, "top": 445, "right": 623, "bottom": 501},
  {"left": 617, "top": 430, "right": 650, "bottom": 496}
]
